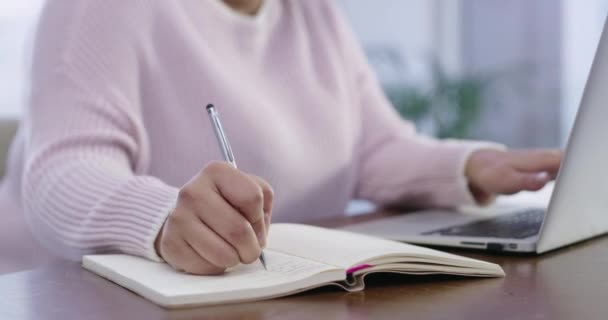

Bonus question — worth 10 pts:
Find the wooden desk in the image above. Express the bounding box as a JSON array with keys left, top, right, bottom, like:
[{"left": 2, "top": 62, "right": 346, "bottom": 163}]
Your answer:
[{"left": 1, "top": 211, "right": 608, "bottom": 320}]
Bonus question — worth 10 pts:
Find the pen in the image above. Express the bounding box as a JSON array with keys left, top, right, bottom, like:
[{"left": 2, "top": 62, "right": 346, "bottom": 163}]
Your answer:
[{"left": 205, "top": 103, "right": 268, "bottom": 270}]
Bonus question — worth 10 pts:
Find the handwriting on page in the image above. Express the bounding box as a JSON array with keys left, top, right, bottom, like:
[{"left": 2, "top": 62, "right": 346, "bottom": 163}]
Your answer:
[
  {"left": 224, "top": 250, "right": 330, "bottom": 278},
  {"left": 169, "top": 250, "right": 338, "bottom": 294},
  {"left": 265, "top": 253, "right": 328, "bottom": 275}
]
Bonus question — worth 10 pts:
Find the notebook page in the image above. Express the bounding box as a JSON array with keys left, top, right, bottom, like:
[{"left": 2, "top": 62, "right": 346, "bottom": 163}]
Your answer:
[
  {"left": 83, "top": 250, "right": 343, "bottom": 306},
  {"left": 268, "top": 223, "right": 501, "bottom": 271}
]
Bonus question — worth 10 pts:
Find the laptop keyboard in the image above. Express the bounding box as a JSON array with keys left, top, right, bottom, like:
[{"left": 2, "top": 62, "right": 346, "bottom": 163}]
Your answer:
[{"left": 422, "top": 208, "right": 546, "bottom": 239}]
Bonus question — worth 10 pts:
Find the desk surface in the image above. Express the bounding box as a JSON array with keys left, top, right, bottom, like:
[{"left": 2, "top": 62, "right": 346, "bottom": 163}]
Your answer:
[{"left": 2, "top": 211, "right": 608, "bottom": 320}]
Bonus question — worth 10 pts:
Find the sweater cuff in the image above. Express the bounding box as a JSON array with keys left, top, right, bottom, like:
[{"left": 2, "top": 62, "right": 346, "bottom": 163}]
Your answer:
[
  {"left": 439, "top": 139, "right": 507, "bottom": 207},
  {"left": 115, "top": 178, "right": 179, "bottom": 262}
]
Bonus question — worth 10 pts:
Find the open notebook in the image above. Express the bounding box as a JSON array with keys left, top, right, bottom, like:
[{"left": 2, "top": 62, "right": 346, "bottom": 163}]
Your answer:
[{"left": 83, "top": 223, "right": 504, "bottom": 308}]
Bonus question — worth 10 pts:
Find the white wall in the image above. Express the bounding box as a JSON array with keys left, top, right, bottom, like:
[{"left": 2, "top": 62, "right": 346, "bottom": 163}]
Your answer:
[
  {"left": 0, "top": 1, "right": 43, "bottom": 118},
  {"left": 337, "top": 0, "right": 436, "bottom": 59},
  {"left": 336, "top": 0, "right": 461, "bottom": 87},
  {"left": 561, "top": 0, "right": 608, "bottom": 143}
]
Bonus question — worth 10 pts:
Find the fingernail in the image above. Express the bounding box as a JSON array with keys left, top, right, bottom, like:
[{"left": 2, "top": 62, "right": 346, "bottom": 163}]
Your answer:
[{"left": 536, "top": 172, "right": 549, "bottom": 182}]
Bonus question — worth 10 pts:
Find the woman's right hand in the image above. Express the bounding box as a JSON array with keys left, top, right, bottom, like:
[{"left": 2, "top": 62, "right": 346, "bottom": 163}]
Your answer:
[{"left": 155, "top": 161, "right": 274, "bottom": 275}]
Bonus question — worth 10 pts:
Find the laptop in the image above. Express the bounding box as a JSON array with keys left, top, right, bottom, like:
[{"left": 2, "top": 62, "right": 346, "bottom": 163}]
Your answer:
[{"left": 341, "top": 17, "right": 608, "bottom": 254}]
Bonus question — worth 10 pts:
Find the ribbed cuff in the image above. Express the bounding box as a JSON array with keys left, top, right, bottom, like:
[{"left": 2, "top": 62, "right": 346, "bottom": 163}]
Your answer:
[
  {"left": 114, "top": 178, "right": 179, "bottom": 262},
  {"left": 438, "top": 139, "right": 507, "bottom": 207}
]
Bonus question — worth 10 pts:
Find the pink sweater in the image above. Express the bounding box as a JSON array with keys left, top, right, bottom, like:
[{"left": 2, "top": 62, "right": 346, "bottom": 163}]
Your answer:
[{"left": 4, "top": 0, "right": 493, "bottom": 261}]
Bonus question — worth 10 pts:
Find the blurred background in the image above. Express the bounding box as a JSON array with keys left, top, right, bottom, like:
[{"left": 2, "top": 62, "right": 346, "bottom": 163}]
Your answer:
[
  {"left": 1, "top": 0, "right": 608, "bottom": 147},
  {"left": 338, "top": 0, "right": 608, "bottom": 147}
]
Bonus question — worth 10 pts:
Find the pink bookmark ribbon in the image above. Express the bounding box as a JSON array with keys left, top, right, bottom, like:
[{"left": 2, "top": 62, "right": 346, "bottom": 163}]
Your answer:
[{"left": 346, "top": 264, "right": 372, "bottom": 275}]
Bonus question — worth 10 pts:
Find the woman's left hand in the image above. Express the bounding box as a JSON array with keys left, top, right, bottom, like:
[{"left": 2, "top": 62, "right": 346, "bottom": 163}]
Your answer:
[{"left": 465, "top": 149, "right": 563, "bottom": 204}]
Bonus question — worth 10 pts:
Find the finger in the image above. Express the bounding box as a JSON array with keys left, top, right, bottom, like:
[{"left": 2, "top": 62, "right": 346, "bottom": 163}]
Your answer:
[
  {"left": 182, "top": 217, "right": 240, "bottom": 269},
  {"left": 508, "top": 149, "right": 563, "bottom": 173},
  {"left": 496, "top": 170, "right": 551, "bottom": 194},
  {"left": 194, "top": 191, "right": 262, "bottom": 264},
  {"left": 247, "top": 175, "right": 274, "bottom": 215},
  {"left": 204, "top": 162, "right": 266, "bottom": 247},
  {"left": 247, "top": 174, "right": 274, "bottom": 246},
  {"left": 205, "top": 162, "right": 265, "bottom": 227},
  {"left": 161, "top": 236, "right": 224, "bottom": 275}
]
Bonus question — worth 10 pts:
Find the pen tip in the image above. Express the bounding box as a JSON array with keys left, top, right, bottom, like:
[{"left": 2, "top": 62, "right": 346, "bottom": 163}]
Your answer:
[
  {"left": 206, "top": 104, "right": 214, "bottom": 110},
  {"left": 260, "top": 253, "right": 267, "bottom": 270}
]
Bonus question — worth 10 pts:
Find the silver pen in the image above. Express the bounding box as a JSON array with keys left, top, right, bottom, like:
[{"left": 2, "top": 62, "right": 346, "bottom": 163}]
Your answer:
[{"left": 205, "top": 104, "right": 268, "bottom": 270}]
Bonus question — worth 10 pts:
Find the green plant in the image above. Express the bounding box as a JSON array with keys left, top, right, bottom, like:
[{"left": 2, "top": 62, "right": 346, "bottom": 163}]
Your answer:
[{"left": 384, "top": 63, "right": 488, "bottom": 139}]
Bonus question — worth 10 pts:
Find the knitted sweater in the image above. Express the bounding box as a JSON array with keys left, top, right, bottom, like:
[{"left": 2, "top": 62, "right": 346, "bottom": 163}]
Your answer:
[{"left": 3, "top": 0, "right": 492, "bottom": 261}]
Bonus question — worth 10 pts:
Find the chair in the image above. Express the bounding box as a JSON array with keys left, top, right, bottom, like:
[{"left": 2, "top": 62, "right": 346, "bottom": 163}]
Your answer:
[{"left": 0, "top": 118, "right": 18, "bottom": 179}]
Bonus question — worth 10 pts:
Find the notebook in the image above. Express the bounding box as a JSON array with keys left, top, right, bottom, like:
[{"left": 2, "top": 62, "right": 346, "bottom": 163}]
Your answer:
[{"left": 83, "top": 223, "right": 505, "bottom": 308}]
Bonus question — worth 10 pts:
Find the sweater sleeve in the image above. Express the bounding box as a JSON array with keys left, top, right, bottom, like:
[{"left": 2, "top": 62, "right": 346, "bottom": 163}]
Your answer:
[
  {"left": 323, "top": 2, "right": 504, "bottom": 208},
  {"left": 22, "top": 0, "right": 177, "bottom": 261}
]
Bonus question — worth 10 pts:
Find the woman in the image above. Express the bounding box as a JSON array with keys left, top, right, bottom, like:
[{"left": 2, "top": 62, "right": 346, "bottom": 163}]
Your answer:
[{"left": 4, "top": 0, "right": 561, "bottom": 275}]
